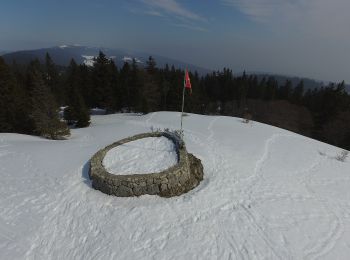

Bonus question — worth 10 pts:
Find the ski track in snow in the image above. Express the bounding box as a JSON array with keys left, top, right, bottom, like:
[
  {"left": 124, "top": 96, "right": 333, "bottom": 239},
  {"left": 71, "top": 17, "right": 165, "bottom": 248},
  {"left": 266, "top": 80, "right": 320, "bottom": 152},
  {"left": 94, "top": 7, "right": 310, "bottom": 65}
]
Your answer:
[
  {"left": 128, "top": 113, "right": 348, "bottom": 259},
  {"left": 197, "top": 117, "right": 291, "bottom": 259},
  {"left": 300, "top": 162, "right": 345, "bottom": 260},
  {"left": 1, "top": 112, "right": 350, "bottom": 259}
]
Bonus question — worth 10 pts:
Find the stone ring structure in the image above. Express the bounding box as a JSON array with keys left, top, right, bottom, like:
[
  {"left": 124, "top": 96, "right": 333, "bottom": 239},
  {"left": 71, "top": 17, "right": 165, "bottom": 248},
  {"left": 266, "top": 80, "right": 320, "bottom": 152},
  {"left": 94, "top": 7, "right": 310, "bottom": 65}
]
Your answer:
[{"left": 89, "top": 132, "right": 204, "bottom": 197}]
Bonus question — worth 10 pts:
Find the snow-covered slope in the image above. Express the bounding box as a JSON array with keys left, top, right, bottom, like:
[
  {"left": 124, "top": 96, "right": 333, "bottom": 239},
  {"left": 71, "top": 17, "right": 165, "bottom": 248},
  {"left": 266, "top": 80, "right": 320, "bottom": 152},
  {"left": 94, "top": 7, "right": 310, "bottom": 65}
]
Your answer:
[
  {"left": 81, "top": 55, "right": 95, "bottom": 67},
  {"left": 0, "top": 112, "right": 349, "bottom": 259}
]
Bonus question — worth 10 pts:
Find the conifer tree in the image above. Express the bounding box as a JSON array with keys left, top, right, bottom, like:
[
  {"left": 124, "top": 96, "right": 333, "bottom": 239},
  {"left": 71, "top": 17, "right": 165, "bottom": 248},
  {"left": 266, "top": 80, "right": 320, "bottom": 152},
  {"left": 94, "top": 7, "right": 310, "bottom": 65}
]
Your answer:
[
  {"left": 278, "top": 80, "right": 292, "bottom": 100},
  {"left": 128, "top": 59, "right": 143, "bottom": 111},
  {"left": 0, "top": 57, "right": 18, "bottom": 131},
  {"left": 79, "top": 64, "right": 94, "bottom": 107},
  {"left": 92, "top": 51, "right": 114, "bottom": 110},
  {"left": 292, "top": 80, "right": 304, "bottom": 104},
  {"left": 146, "top": 56, "right": 157, "bottom": 74},
  {"left": 140, "top": 56, "right": 160, "bottom": 113},
  {"left": 120, "top": 62, "right": 131, "bottom": 109},
  {"left": 265, "top": 76, "right": 277, "bottom": 100},
  {"left": 258, "top": 77, "right": 267, "bottom": 100},
  {"left": 109, "top": 60, "right": 121, "bottom": 111},
  {"left": 248, "top": 75, "right": 259, "bottom": 99},
  {"left": 27, "top": 60, "right": 70, "bottom": 139},
  {"left": 64, "top": 59, "right": 90, "bottom": 127},
  {"left": 238, "top": 71, "right": 249, "bottom": 109},
  {"left": 8, "top": 61, "right": 31, "bottom": 133},
  {"left": 160, "top": 75, "right": 170, "bottom": 110},
  {"left": 161, "top": 65, "right": 180, "bottom": 111},
  {"left": 44, "top": 53, "right": 63, "bottom": 104}
]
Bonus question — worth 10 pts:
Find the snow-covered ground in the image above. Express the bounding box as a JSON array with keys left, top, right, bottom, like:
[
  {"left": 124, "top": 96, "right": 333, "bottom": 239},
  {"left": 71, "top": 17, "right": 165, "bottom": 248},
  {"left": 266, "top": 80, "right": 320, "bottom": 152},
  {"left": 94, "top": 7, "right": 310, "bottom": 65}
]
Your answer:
[
  {"left": 0, "top": 112, "right": 349, "bottom": 260},
  {"left": 123, "top": 56, "right": 143, "bottom": 64},
  {"left": 81, "top": 55, "right": 95, "bottom": 67},
  {"left": 90, "top": 108, "right": 106, "bottom": 115},
  {"left": 103, "top": 136, "right": 177, "bottom": 175}
]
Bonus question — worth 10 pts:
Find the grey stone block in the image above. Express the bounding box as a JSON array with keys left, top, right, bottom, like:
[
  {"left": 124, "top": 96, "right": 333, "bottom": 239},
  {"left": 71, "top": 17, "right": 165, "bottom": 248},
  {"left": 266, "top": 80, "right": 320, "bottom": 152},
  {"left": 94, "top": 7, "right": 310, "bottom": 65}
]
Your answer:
[
  {"left": 147, "top": 184, "right": 160, "bottom": 195},
  {"left": 117, "top": 185, "right": 133, "bottom": 197}
]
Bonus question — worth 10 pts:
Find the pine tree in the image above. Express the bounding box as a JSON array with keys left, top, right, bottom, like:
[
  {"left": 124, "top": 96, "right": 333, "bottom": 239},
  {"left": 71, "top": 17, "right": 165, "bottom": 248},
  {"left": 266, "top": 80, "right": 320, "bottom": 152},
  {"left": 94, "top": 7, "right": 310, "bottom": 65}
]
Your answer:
[
  {"left": 8, "top": 60, "right": 31, "bottom": 133},
  {"left": 79, "top": 64, "right": 94, "bottom": 107},
  {"left": 75, "top": 101, "right": 90, "bottom": 127},
  {"left": 146, "top": 56, "right": 157, "bottom": 74},
  {"left": 27, "top": 60, "right": 70, "bottom": 139},
  {"left": 238, "top": 71, "right": 249, "bottom": 109},
  {"left": 160, "top": 75, "right": 171, "bottom": 110},
  {"left": 92, "top": 51, "right": 114, "bottom": 110},
  {"left": 278, "top": 80, "right": 292, "bottom": 100},
  {"left": 128, "top": 59, "right": 143, "bottom": 111},
  {"left": 64, "top": 60, "right": 90, "bottom": 128},
  {"left": 258, "top": 77, "right": 267, "bottom": 100},
  {"left": 109, "top": 60, "right": 121, "bottom": 111},
  {"left": 265, "top": 76, "right": 277, "bottom": 100},
  {"left": 248, "top": 75, "right": 259, "bottom": 99},
  {"left": 120, "top": 62, "right": 131, "bottom": 109},
  {"left": 0, "top": 57, "right": 18, "bottom": 131},
  {"left": 291, "top": 80, "right": 304, "bottom": 104},
  {"left": 140, "top": 56, "right": 160, "bottom": 113},
  {"left": 44, "top": 53, "right": 63, "bottom": 104}
]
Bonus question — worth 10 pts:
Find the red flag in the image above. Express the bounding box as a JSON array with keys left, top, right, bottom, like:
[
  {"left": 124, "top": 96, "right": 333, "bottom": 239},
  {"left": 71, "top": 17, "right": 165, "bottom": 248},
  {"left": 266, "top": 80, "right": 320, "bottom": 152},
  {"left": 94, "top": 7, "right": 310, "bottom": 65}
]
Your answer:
[{"left": 184, "top": 69, "right": 192, "bottom": 94}]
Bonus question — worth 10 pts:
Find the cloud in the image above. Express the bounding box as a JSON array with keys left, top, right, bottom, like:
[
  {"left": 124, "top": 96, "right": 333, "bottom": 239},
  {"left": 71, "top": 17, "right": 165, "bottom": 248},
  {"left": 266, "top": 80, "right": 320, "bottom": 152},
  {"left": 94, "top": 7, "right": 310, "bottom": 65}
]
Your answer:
[
  {"left": 222, "top": 0, "right": 305, "bottom": 23},
  {"left": 140, "top": 0, "right": 205, "bottom": 21},
  {"left": 130, "top": 0, "right": 207, "bottom": 32},
  {"left": 129, "top": 8, "right": 164, "bottom": 17},
  {"left": 172, "top": 23, "right": 208, "bottom": 32},
  {"left": 222, "top": 0, "right": 350, "bottom": 40},
  {"left": 143, "top": 10, "right": 164, "bottom": 17},
  {"left": 221, "top": 0, "right": 350, "bottom": 82}
]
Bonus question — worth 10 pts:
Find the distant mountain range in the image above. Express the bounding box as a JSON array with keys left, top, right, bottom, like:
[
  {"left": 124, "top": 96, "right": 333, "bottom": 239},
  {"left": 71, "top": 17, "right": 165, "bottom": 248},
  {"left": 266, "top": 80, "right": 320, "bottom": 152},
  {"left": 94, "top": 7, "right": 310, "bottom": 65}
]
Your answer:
[
  {"left": 236, "top": 72, "right": 350, "bottom": 93},
  {"left": 250, "top": 73, "right": 322, "bottom": 91},
  {"left": 1, "top": 45, "right": 211, "bottom": 75},
  {"left": 1, "top": 45, "right": 349, "bottom": 92}
]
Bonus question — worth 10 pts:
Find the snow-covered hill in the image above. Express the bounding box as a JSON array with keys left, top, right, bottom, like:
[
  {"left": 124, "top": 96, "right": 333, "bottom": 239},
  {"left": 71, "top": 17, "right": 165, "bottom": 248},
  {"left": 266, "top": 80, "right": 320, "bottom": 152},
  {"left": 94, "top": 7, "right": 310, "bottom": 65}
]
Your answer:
[{"left": 0, "top": 112, "right": 349, "bottom": 259}]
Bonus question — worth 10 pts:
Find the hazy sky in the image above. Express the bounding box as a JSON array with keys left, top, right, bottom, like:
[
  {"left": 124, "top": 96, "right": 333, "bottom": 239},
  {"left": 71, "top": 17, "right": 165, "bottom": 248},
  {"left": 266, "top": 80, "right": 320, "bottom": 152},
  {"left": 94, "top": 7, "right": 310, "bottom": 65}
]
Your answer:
[{"left": 1, "top": 0, "right": 349, "bottom": 82}]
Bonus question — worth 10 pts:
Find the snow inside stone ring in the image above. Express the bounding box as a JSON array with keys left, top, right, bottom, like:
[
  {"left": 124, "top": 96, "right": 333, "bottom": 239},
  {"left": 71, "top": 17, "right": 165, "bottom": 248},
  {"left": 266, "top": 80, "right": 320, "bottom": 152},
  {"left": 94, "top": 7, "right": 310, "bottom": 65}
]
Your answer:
[{"left": 89, "top": 132, "right": 204, "bottom": 197}]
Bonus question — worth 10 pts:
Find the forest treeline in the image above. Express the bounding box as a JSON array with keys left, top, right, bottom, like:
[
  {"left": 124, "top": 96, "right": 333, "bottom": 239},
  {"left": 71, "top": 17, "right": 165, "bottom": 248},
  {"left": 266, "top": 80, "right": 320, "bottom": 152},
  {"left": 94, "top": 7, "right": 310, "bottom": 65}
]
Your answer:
[{"left": 0, "top": 51, "right": 349, "bottom": 149}]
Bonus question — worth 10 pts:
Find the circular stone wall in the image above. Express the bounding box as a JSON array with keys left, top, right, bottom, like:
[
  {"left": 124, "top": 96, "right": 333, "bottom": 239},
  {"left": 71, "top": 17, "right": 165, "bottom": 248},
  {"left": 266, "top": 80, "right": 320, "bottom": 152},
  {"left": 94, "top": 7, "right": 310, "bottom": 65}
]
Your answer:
[{"left": 89, "top": 132, "right": 204, "bottom": 197}]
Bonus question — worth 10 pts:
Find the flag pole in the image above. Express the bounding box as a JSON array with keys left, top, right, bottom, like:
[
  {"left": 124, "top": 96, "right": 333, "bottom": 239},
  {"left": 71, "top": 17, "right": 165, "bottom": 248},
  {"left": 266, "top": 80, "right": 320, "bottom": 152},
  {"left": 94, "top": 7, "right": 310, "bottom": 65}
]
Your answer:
[
  {"left": 180, "top": 74, "right": 186, "bottom": 138},
  {"left": 181, "top": 68, "right": 191, "bottom": 140}
]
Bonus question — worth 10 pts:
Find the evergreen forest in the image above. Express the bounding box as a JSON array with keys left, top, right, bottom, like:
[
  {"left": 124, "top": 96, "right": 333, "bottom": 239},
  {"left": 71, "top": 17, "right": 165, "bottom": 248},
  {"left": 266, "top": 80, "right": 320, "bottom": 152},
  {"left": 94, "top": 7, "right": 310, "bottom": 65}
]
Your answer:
[{"left": 0, "top": 51, "right": 349, "bottom": 150}]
